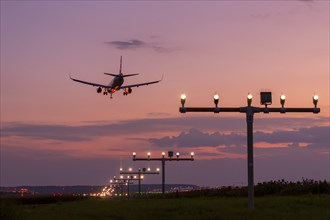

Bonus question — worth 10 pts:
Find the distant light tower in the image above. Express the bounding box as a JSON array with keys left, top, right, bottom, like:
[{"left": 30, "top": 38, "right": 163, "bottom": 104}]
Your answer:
[
  {"left": 179, "top": 92, "right": 320, "bottom": 209},
  {"left": 109, "top": 179, "right": 127, "bottom": 197},
  {"left": 120, "top": 167, "right": 160, "bottom": 196},
  {"left": 113, "top": 175, "right": 142, "bottom": 198},
  {"left": 133, "top": 151, "right": 195, "bottom": 194}
]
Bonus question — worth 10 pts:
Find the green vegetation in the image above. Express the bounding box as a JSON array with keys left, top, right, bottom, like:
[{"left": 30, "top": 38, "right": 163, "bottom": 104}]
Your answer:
[
  {"left": 1, "top": 180, "right": 329, "bottom": 220},
  {"left": 1, "top": 195, "right": 329, "bottom": 220}
]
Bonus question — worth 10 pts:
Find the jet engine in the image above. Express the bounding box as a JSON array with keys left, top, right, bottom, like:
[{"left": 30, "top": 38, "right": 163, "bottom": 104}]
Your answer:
[
  {"left": 97, "top": 87, "right": 102, "bottom": 93},
  {"left": 123, "top": 87, "right": 132, "bottom": 95}
]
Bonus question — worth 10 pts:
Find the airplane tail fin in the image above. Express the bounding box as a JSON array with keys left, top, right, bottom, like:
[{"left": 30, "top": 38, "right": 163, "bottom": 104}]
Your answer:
[{"left": 104, "top": 56, "right": 139, "bottom": 77}]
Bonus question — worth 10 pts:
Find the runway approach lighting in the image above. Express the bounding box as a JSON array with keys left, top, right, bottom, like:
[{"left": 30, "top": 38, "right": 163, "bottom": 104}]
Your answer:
[
  {"left": 133, "top": 151, "right": 194, "bottom": 194},
  {"left": 214, "top": 94, "right": 219, "bottom": 107},
  {"left": 280, "top": 95, "right": 286, "bottom": 107},
  {"left": 179, "top": 91, "right": 320, "bottom": 209},
  {"left": 313, "top": 95, "right": 318, "bottom": 108},
  {"left": 247, "top": 93, "right": 253, "bottom": 106},
  {"left": 120, "top": 167, "right": 159, "bottom": 196},
  {"left": 181, "top": 94, "right": 186, "bottom": 107}
]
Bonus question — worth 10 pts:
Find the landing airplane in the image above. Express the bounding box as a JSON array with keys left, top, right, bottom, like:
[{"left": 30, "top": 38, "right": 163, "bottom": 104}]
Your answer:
[{"left": 70, "top": 56, "right": 162, "bottom": 99}]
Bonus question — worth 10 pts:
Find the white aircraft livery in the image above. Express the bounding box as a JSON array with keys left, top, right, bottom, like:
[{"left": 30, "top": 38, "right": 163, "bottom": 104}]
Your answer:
[{"left": 70, "top": 56, "right": 162, "bottom": 99}]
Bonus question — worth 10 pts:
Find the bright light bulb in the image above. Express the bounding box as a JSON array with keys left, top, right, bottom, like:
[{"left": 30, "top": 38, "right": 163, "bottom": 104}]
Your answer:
[
  {"left": 214, "top": 94, "right": 219, "bottom": 100},
  {"left": 280, "top": 95, "right": 286, "bottom": 100},
  {"left": 181, "top": 94, "right": 186, "bottom": 100},
  {"left": 313, "top": 95, "right": 319, "bottom": 107},
  {"left": 247, "top": 94, "right": 253, "bottom": 100}
]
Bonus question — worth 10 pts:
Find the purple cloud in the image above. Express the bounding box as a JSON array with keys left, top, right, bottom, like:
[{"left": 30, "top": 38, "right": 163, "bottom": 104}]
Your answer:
[
  {"left": 106, "top": 39, "right": 179, "bottom": 53},
  {"left": 146, "top": 126, "right": 329, "bottom": 150}
]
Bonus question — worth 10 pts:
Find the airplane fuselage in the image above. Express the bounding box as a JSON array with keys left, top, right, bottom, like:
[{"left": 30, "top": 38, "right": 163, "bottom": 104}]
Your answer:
[{"left": 108, "top": 74, "right": 124, "bottom": 92}]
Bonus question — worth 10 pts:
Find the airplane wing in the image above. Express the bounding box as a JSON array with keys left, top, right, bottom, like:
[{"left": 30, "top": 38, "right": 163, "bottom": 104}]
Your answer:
[
  {"left": 70, "top": 75, "right": 111, "bottom": 88},
  {"left": 120, "top": 75, "right": 163, "bottom": 89}
]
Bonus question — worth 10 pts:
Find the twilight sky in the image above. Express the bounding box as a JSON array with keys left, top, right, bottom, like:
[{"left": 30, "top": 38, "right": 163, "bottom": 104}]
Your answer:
[{"left": 1, "top": 1, "right": 329, "bottom": 187}]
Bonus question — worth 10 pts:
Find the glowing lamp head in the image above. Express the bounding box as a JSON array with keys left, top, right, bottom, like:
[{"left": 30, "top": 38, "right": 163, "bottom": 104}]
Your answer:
[
  {"left": 191, "top": 152, "right": 194, "bottom": 157},
  {"left": 162, "top": 152, "right": 165, "bottom": 157},
  {"left": 129, "top": 168, "right": 132, "bottom": 172},
  {"left": 181, "top": 94, "right": 186, "bottom": 106},
  {"left": 156, "top": 168, "right": 160, "bottom": 172},
  {"left": 181, "top": 94, "right": 186, "bottom": 100},
  {"left": 147, "top": 152, "right": 151, "bottom": 157},
  {"left": 133, "top": 152, "right": 136, "bottom": 157},
  {"left": 247, "top": 94, "right": 253, "bottom": 106},
  {"left": 214, "top": 94, "right": 219, "bottom": 106},
  {"left": 280, "top": 95, "right": 286, "bottom": 106},
  {"left": 176, "top": 152, "right": 180, "bottom": 157},
  {"left": 313, "top": 95, "right": 318, "bottom": 107},
  {"left": 120, "top": 167, "right": 123, "bottom": 171}
]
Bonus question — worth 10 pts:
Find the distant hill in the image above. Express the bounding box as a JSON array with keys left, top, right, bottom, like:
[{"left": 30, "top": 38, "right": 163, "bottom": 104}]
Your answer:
[{"left": 0, "top": 184, "right": 199, "bottom": 196}]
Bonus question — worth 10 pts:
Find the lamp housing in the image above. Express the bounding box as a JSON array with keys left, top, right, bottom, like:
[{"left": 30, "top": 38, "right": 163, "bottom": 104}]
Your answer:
[
  {"left": 313, "top": 95, "right": 318, "bottom": 107},
  {"left": 260, "top": 92, "right": 272, "bottom": 106},
  {"left": 247, "top": 94, "right": 253, "bottom": 106},
  {"left": 181, "top": 94, "right": 186, "bottom": 107},
  {"left": 214, "top": 94, "right": 219, "bottom": 107}
]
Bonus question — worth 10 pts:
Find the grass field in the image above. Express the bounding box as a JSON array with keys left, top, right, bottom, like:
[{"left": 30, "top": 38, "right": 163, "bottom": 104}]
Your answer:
[{"left": 2, "top": 195, "right": 330, "bottom": 220}]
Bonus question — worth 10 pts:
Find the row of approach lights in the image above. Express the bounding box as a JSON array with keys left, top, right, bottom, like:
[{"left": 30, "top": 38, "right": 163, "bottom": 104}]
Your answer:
[
  {"left": 111, "top": 168, "right": 161, "bottom": 182},
  {"left": 120, "top": 167, "right": 160, "bottom": 172},
  {"left": 181, "top": 93, "right": 319, "bottom": 109},
  {"left": 133, "top": 151, "right": 195, "bottom": 159}
]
